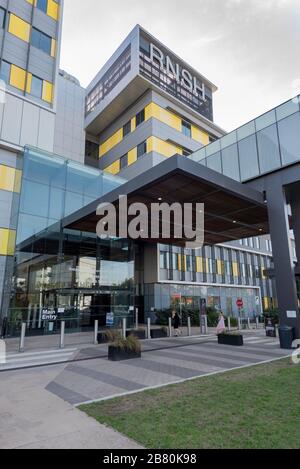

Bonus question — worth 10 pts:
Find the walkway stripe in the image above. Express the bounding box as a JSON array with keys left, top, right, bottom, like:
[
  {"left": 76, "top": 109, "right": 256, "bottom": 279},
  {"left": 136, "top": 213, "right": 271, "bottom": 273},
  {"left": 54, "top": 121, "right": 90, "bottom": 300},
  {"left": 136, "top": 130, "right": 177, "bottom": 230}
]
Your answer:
[
  {"left": 152, "top": 348, "right": 251, "bottom": 367},
  {"left": 45, "top": 381, "right": 91, "bottom": 405},
  {"left": 65, "top": 363, "right": 145, "bottom": 391}
]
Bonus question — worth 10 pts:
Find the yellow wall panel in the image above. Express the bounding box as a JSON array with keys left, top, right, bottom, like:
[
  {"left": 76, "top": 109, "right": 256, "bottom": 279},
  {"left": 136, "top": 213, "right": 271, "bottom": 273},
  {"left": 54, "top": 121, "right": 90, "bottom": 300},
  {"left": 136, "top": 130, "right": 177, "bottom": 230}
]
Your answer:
[
  {"left": 196, "top": 257, "right": 203, "bottom": 273},
  {"left": 0, "top": 166, "right": 22, "bottom": 193},
  {"left": 26, "top": 73, "right": 32, "bottom": 94},
  {"left": 47, "top": 0, "right": 59, "bottom": 20},
  {"left": 178, "top": 254, "right": 182, "bottom": 271},
  {"left": 8, "top": 14, "right": 30, "bottom": 42},
  {"left": 0, "top": 229, "right": 16, "bottom": 256},
  {"left": 191, "top": 126, "right": 210, "bottom": 145},
  {"left": 10, "top": 65, "right": 26, "bottom": 91},
  {"left": 51, "top": 39, "right": 57, "bottom": 58},
  {"left": 131, "top": 117, "right": 136, "bottom": 132},
  {"left": 100, "top": 129, "right": 123, "bottom": 158},
  {"left": 128, "top": 148, "right": 137, "bottom": 166},
  {"left": 42, "top": 80, "right": 53, "bottom": 103},
  {"left": 147, "top": 136, "right": 182, "bottom": 158},
  {"left": 232, "top": 262, "right": 239, "bottom": 277},
  {"left": 104, "top": 160, "right": 121, "bottom": 175},
  {"left": 145, "top": 103, "right": 182, "bottom": 132}
]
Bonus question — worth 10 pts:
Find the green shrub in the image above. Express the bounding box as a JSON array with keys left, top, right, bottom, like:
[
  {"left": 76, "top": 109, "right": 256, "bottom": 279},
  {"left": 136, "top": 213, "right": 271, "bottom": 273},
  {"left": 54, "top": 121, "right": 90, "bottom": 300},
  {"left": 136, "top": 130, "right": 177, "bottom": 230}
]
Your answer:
[{"left": 264, "top": 309, "right": 279, "bottom": 324}]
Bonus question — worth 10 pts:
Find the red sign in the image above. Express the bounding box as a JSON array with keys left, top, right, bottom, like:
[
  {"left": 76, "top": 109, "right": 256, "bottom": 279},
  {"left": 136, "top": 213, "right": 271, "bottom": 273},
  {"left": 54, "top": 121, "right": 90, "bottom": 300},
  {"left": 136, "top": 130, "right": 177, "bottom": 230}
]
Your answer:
[{"left": 236, "top": 298, "right": 244, "bottom": 308}]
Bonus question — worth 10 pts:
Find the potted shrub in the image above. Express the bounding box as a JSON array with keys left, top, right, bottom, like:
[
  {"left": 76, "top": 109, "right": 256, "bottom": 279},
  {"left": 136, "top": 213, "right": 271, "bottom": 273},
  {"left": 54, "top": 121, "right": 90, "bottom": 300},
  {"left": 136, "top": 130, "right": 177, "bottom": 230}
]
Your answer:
[
  {"left": 151, "top": 326, "right": 168, "bottom": 339},
  {"left": 218, "top": 331, "right": 244, "bottom": 346},
  {"left": 108, "top": 333, "right": 142, "bottom": 361}
]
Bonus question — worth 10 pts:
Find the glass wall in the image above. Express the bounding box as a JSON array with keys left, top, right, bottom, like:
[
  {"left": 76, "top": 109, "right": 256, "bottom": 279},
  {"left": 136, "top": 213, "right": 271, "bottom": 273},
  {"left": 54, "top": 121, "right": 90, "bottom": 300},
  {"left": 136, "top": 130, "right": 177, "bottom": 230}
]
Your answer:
[
  {"left": 6, "top": 147, "right": 135, "bottom": 337},
  {"left": 190, "top": 95, "right": 300, "bottom": 182}
]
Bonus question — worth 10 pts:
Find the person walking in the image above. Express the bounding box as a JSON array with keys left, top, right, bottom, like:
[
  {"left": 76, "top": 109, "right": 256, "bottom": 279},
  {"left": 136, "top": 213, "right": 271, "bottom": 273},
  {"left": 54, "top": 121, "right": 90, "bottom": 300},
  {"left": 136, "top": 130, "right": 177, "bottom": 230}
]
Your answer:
[
  {"left": 172, "top": 310, "right": 181, "bottom": 337},
  {"left": 216, "top": 312, "right": 226, "bottom": 335}
]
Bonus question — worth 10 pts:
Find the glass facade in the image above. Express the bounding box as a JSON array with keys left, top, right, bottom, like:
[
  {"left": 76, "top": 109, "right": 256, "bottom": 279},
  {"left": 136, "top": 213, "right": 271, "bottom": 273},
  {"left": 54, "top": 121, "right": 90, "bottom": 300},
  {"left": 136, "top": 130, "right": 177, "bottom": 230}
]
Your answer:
[
  {"left": 6, "top": 148, "right": 135, "bottom": 337},
  {"left": 190, "top": 95, "right": 300, "bottom": 182},
  {"left": 157, "top": 244, "right": 275, "bottom": 316},
  {"left": 85, "top": 46, "right": 131, "bottom": 116}
]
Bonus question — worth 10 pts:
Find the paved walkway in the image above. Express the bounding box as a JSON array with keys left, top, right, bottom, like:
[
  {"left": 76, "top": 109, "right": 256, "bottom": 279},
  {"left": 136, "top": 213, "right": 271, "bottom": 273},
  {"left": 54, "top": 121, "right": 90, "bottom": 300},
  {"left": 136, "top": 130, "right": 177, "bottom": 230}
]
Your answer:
[
  {"left": 0, "top": 330, "right": 289, "bottom": 449},
  {"left": 46, "top": 332, "right": 289, "bottom": 405},
  {"left": 0, "top": 363, "right": 142, "bottom": 449}
]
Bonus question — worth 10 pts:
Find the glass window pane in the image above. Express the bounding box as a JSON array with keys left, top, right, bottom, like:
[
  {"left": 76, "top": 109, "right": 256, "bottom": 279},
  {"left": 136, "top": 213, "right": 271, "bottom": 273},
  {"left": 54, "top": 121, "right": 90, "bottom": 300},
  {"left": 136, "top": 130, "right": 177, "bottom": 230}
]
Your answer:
[
  {"left": 31, "top": 76, "right": 43, "bottom": 98},
  {"left": 191, "top": 146, "right": 206, "bottom": 162},
  {"left": 255, "top": 110, "right": 276, "bottom": 131},
  {"left": 39, "top": 32, "right": 51, "bottom": 55},
  {"left": 36, "top": 0, "right": 47, "bottom": 13},
  {"left": 206, "top": 152, "right": 222, "bottom": 172},
  {"left": 221, "top": 143, "right": 240, "bottom": 181},
  {"left": 0, "top": 8, "right": 5, "bottom": 29},
  {"left": 220, "top": 130, "right": 237, "bottom": 149},
  {"left": 257, "top": 124, "right": 281, "bottom": 174},
  {"left": 276, "top": 98, "right": 299, "bottom": 121},
  {"left": 278, "top": 112, "right": 300, "bottom": 166},
  {"left": 206, "top": 139, "right": 220, "bottom": 156},
  {"left": 237, "top": 121, "right": 255, "bottom": 140},
  {"left": 238, "top": 134, "right": 259, "bottom": 180},
  {"left": 31, "top": 28, "right": 40, "bottom": 49},
  {"left": 0, "top": 61, "right": 10, "bottom": 84}
]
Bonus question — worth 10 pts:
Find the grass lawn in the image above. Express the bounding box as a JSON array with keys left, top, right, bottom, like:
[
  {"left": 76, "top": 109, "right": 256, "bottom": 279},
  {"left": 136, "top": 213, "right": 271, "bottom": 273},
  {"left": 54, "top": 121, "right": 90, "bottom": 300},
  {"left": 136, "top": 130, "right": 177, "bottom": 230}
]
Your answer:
[{"left": 79, "top": 358, "right": 300, "bottom": 449}]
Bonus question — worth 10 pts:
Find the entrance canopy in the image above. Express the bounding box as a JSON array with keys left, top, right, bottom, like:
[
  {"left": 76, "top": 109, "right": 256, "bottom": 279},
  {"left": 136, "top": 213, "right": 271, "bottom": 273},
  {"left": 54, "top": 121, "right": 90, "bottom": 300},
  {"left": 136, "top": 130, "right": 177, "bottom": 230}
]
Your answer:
[{"left": 62, "top": 155, "right": 269, "bottom": 246}]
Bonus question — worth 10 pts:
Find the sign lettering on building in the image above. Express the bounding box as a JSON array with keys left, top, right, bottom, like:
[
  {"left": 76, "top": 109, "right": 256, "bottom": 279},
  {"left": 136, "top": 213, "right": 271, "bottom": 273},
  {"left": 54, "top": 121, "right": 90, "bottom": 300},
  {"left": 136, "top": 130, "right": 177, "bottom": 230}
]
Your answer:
[{"left": 149, "top": 44, "right": 206, "bottom": 101}]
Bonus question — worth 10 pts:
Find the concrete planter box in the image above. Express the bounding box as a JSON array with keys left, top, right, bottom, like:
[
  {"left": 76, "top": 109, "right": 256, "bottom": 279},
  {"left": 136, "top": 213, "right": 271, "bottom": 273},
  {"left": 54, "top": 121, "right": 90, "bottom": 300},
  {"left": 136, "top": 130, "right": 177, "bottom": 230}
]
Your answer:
[
  {"left": 126, "top": 329, "right": 146, "bottom": 340},
  {"left": 151, "top": 328, "right": 168, "bottom": 339},
  {"left": 108, "top": 346, "right": 141, "bottom": 361},
  {"left": 218, "top": 333, "right": 244, "bottom": 346},
  {"left": 97, "top": 332, "right": 109, "bottom": 343}
]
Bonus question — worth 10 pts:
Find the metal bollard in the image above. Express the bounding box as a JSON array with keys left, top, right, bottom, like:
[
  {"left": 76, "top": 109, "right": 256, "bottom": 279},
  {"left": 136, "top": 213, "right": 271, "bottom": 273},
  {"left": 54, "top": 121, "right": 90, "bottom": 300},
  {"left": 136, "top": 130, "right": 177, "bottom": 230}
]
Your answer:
[
  {"left": 204, "top": 315, "right": 208, "bottom": 335},
  {"left": 256, "top": 317, "right": 259, "bottom": 329},
  {"left": 59, "top": 321, "right": 65, "bottom": 349},
  {"left": 187, "top": 317, "right": 191, "bottom": 336},
  {"left": 168, "top": 317, "right": 172, "bottom": 337},
  {"left": 135, "top": 308, "right": 139, "bottom": 330},
  {"left": 19, "top": 322, "right": 26, "bottom": 353},
  {"left": 228, "top": 317, "right": 231, "bottom": 331},
  {"left": 147, "top": 317, "right": 151, "bottom": 339},
  {"left": 238, "top": 317, "right": 241, "bottom": 330},
  {"left": 122, "top": 318, "right": 127, "bottom": 339},
  {"left": 248, "top": 318, "right": 251, "bottom": 329},
  {"left": 94, "top": 320, "right": 99, "bottom": 345}
]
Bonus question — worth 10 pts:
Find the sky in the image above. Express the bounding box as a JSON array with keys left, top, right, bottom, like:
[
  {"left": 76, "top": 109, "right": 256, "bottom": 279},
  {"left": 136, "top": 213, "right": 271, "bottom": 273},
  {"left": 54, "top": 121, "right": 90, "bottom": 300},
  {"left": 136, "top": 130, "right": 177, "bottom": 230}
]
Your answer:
[{"left": 60, "top": 0, "right": 300, "bottom": 131}]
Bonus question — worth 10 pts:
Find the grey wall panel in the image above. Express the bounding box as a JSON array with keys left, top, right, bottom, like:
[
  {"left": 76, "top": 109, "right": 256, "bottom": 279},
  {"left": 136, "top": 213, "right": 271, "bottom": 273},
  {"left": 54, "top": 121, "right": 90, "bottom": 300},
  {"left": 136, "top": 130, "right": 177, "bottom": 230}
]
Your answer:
[
  {"left": 20, "top": 101, "right": 39, "bottom": 147},
  {"left": 0, "top": 189, "right": 13, "bottom": 228},
  {"left": 118, "top": 152, "right": 166, "bottom": 180},
  {"left": 8, "top": 0, "right": 33, "bottom": 22},
  {"left": 37, "top": 108, "right": 55, "bottom": 152},
  {"left": 28, "top": 46, "right": 55, "bottom": 82},
  {"left": 3, "top": 34, "right": 29, "bottom": 69},
  {"left": 0, "top": 147, "right": 18, "bottom": 167},
  {"left": 99, "top": 90, "right": 152, "bottom": 143},
  {"left": 151, "top": 119, "right": 202, "bottom": 152},
  {"left": 1, "top": 93, "right": 22, "bottom": 145},
  {"left": 33, "top": 8, "right": 58, "bottom": 39}
]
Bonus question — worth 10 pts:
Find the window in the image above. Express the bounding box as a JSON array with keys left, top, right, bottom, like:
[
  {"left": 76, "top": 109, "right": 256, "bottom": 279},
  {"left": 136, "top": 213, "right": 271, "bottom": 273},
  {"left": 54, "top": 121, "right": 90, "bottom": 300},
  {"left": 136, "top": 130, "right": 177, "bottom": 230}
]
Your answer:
[
  {"left": 0, "top": 7, "right": 6, "bottom": 29},
  {"left": 136, "top": 109, "right": 145, "bottom": 127},
  {"left": 120, "top": 154, "right": 128, "bottom": 170},
  {"left": 36, "top": 0, "right": 48, "bottom": 14},
  {"left": 182, "top": 120, "right": 191, "bottom": 138},
  {"left": 123, "top": 120, "right": 131, "bottom": 138},
  {"left": 173, "top": 253, "right": 179, "bottom": 270},
  {"left": 31, "top": 28, "right": 52, "bottom": 55},
  {"left": 186, "top": 255, "right": 192, "bottom": 272},
  {"left": 31, "top": 75, "right": 43, "bottom": 98},
  {"left": 137, "top": 141, "right": 147, "bottom": 158},
  {"left": 255, "top": 237, "right": 260, "bottom": 249},
  {"left": 0, "top": 61, "right": 11, "bottom": 84},
  {"left": 160, "top": 251, "right": 169, "bottom": 269}
]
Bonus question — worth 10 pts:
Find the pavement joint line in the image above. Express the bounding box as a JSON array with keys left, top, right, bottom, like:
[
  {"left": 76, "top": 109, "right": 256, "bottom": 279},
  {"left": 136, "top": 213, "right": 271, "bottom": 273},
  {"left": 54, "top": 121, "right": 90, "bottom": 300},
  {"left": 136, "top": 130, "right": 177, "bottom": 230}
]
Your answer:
[
  {"left": 5, "top": 348, "right": 78, "bottom": 359},
  {"left": 74, "top": 354, "right": 292, "bottom": 407}
]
